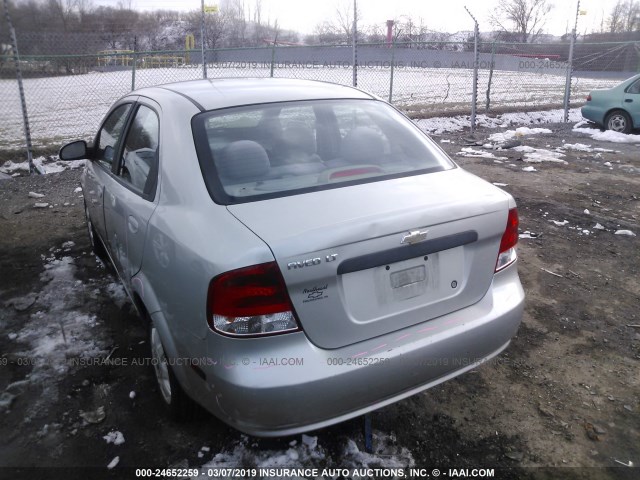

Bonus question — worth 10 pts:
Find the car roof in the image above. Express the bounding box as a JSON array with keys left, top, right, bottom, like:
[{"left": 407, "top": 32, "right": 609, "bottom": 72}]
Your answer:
[{"left": 135, "top": 78, "right": 375, "bottom": 112}]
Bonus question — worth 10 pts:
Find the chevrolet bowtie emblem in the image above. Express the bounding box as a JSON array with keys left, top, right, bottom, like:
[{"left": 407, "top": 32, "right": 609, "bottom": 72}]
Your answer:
[{"left": 401, "top": 230, "right": 429, "bottom": 245}]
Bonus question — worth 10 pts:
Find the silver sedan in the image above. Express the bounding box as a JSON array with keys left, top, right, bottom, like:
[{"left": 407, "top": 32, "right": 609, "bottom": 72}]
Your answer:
[{"left": 59, "top": 78, "right": 524, "bottom": 436}]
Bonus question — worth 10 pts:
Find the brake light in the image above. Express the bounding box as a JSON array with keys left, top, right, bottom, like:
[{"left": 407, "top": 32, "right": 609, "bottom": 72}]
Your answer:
[
  {"left": 495, "top": 208, "right": 519, "bottom": 272},
  {"left": 329, "top": 167, "right": 381, "bottom": 179},
  {"left": 586, "top": 94, "right": 592, "bottom": 101},
  {"left": 207, "top": 262, "right": 300, "bottom": 336}
]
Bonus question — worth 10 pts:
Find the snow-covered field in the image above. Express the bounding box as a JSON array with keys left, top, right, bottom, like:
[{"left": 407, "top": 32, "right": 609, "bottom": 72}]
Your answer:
[{"left": 0, "top": 66, "right": 618, "bottom": 148}]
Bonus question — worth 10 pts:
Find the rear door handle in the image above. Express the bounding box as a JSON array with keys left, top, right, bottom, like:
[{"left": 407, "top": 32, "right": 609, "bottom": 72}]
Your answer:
[
  {"left": 127, "top": 216, "right": 139, "bottom": 233},
  {"left": 625, "top": 99, "right": 633, "bottom": 103}
]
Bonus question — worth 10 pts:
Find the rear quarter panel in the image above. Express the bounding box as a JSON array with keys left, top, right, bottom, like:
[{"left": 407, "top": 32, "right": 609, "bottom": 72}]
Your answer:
[{"left": 134, "top": 92, "right": 274, "bottom": 366}]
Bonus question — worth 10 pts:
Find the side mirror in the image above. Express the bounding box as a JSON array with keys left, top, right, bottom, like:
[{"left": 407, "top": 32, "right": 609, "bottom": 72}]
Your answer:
[{"left": 59, "top": 140, "right": 88, "bottom": 161}]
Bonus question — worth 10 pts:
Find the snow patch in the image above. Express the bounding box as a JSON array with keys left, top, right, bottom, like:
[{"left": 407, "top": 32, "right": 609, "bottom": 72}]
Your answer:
[
  {"left": 456, "top": 147, "right": 507, "bottom": 159},
  {"left": 4, "top": 249, "right": 109, "bottom": 417},
  {"left": 103, "top": 431, "right": 125, "bottom": 445},
  {"left": 573, "top": 126, "right": 640, "bottom": 143},
  {"left": 106, "top": 282, "right": 129, "bottom": 309},
  {"left": 62, "top": 241, "right": 75, "bottom": 250},
  {"left": 488, "top": 127, "right": 552, "bottom": 144},
  {"left": 416, "top": 108, "right": 582, "bottom": 135},
  {"left": 200, "top": 432, "right": 413, "bottom": 470},
  {"left": 562, "top": 142, "right": 592, "bottom": 151},
  {"left": 0, "top": 156, "right": 86, "bottom": 175},
  {"left": 513, "top": 146, "right": 567, "bottom": 164}
]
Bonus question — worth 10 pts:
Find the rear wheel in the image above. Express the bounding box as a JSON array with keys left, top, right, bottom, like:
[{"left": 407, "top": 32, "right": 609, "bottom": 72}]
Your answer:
[
  {"left": 149, "top": 322, "right": 200, "bottom": 420},
  {"left": 605, "top": 110, "right": 632, "bottom": 134}
]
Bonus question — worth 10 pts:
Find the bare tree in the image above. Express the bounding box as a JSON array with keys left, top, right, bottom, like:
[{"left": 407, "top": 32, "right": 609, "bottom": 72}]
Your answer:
[
  {"left": 607, "top": 0, "right": 640, "bottom": 32},
  {"left": 334, "top": 0, "right": 353, "bottom": 42},
  {"left": 624, "top": 1, "right": 640, "bottom": 30},
  {"left": 46, "top": 0, "right": 79, "bottom": 31},
  {"left": 310, "top": 0, "right": 356, "bottom": 44},
  {"left": 204, "top": 9, "right": 230, "bottom": 49},
  {"left": 221, "top": 0, "right": 248, "bottom": 46},
  {"left": 489, "top": 0, "right": 553, "bottom": 43},
  {"left": 309, "top": 21, "right": 344, "bottom": 44}
]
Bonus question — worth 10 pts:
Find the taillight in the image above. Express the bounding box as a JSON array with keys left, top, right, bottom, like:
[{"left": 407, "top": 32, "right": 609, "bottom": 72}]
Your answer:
[
  {"left": 586, "top": 94, "right": 592, "bottom": 101},
  {"left": 495, "top": 208, "right": 519, "bottom": 272},
  {"left": 207, "top": 262, "right": 300, "bottom": 336}
]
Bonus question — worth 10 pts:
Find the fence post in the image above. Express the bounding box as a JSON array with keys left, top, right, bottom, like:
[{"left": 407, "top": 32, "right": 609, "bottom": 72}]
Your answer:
[
  {"left": 388, "top": 37, "right": 395, "bottom": 103},
  {"left": 131, "top": 36, "right": 137, "bottom": 91},
  {"left": 563, "top": 1, "right": 581, "bottom": 122},
  {"left": 485, "top": 42, "right": 496, "bottom": 112},
  {"left": 270, "top": 45, "right": 275, "bottom": 78},
  {"left": 3, "top": 0, "right": 34, "bottom": 174},
  {"left": 200, "top": 0, "right": 207, "bottom": 79},
  {"left": 563, "top": 29, "right": 576, "bottom": 122},
  {"left": 464, "top": 6, "right": 479, "bottom": 133},
  {"left": 270, "top": 32, "right": 279, "bottom": 78},
  {"left": 352, "top": 0, "right": 358, "bottom": 87}
]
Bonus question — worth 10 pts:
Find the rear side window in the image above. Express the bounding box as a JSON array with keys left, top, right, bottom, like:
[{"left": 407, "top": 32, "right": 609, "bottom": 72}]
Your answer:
[
  {"left": 117, "top": 105, "right": 159, "bottom": 197},
  {"left": 95, "top": 104, "right": 132, "bottom": 170},
  {"left": 192, "top": 99, "right": 453, "bottom": 204},
  {"left": 627, "top": 79, "right": 640, "bottom": 94}
]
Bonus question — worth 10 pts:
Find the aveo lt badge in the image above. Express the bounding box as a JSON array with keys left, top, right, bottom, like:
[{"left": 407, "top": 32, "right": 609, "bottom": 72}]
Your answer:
[{"left": 287, "top": 254, "right": 338, "bottom": 270}]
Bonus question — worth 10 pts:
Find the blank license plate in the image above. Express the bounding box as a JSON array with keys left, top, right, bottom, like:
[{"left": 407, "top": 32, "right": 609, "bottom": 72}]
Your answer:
[{"left": 390, "top": 265, "right": 426, "bottom": 289}]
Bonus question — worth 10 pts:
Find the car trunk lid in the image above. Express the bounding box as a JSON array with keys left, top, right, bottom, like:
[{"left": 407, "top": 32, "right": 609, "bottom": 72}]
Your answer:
[{"left": 227, "top": 169, "right": 511, "bottom": 349}]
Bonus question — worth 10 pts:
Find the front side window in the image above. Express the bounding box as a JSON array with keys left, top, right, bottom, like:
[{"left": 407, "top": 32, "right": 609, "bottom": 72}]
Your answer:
[
  {"left": 95, "top": 104, "right": 132, "bottom": 170},
  {"left": 193, "top": 99, "right": 453, "bottom": 204},
  {"left": 117, "top": 105, "right": 159, "bottom": 196}
]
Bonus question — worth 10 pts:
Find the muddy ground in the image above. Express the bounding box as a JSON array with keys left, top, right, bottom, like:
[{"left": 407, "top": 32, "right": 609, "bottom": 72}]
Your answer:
[{"left": 0, "top": 122, "right": 638, "bottom": 480}]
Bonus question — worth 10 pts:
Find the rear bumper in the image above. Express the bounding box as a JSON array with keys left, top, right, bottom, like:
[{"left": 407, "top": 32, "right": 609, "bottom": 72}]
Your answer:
[
  {"left": 581, "top": 104, "right": 605, "bottom": 125},
  {"left": 198, "top": 264, "right": 524, "bottom": 436}
]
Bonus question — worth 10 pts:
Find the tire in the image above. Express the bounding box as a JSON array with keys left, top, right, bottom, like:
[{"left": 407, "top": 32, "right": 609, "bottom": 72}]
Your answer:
[
  {"left": 605, "top": 110, "right": 632, "bottom": 134},
  {"left": 149, "top": 322, "right": 200, "bottom": 421}
]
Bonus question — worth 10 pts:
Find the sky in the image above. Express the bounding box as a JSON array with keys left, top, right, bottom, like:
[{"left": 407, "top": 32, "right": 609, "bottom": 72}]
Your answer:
[{"left": 93, "top": 0, "right": 620, "bottom": 36}]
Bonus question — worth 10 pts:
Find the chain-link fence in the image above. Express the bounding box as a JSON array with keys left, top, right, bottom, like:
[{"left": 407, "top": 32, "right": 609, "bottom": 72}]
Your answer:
[{"left": 1, "top": 35, "right": 638, "bottom": 153}]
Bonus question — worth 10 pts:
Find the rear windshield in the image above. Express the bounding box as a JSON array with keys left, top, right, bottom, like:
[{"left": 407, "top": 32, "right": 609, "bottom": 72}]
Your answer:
[{"left": 192, "top": 99, "right": 454, "bottom": 204}]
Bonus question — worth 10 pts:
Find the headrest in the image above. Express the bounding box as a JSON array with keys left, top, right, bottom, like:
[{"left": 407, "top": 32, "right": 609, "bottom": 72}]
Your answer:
[
  {"left": 282, "top": 123, "right": 316, "bottom": 154},
  {"left": 217, "top": 140, "right": 270, "bottom": 181},
  {"left": 340, "top": 127, "right": 385, "bottom": 163}
]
